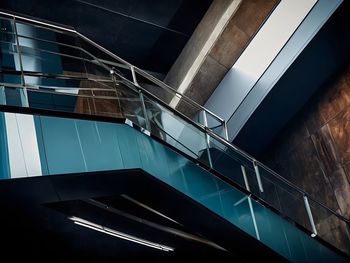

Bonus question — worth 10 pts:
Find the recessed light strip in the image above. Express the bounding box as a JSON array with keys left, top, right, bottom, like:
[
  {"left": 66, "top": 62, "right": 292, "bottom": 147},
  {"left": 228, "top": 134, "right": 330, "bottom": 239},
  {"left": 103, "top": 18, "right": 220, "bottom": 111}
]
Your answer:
[{"left": 68, "top": 216, "right": 174, "bottom": 252}]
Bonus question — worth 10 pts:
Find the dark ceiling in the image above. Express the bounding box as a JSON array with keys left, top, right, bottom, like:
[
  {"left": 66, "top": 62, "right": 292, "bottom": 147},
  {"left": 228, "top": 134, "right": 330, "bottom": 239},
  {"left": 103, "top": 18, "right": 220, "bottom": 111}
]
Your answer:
[
  {"left": 0, "top": 0, "right": 212, "bottom": 76},
  {"left": 0, "top": 169, "right": 286, "bottom": 261}
]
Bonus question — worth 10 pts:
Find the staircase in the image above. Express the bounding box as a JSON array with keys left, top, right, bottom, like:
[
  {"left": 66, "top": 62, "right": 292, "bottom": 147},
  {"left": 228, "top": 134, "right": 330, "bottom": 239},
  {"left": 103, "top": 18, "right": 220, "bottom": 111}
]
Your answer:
[{"left": 0, "top": 11, "right": 349, "bottom": 262}]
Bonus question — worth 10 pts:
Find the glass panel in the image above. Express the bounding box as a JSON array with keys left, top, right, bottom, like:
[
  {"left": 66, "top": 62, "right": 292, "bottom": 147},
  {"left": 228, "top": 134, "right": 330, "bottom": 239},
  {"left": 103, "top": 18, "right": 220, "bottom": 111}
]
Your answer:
[
  {"left": 0, "top": 17, "right": 16, "bottom": 38},
  {"left": 26, "top": 79, "right": 122, "bottom": 118},
  {"left": 309, "top": 199, "right": 350, "bottom": 255},
  {"left": 16, "top": 22, "right": 78, "bottom": 46},
  {"left": 143, "top": 92, "right": 211, "bottom": 165},
  {"left": 28, "top": 90, "right": 78, "bottom": 112},
  {"left": 207, "top": 136, "right": 247, "bottom": 189},
  {"left": 277, "top": 186, "right": 311, "bottom": 230},
  {"left": 135, "top": 72, "right": 174, "bottom": 104},
  {"left": 0, "top": 31, "right": 16, "bottom": 44},
  {"left": 205, "top": 111, "right": 223, "bottom": 130},
  {"left": 135, "top": 71, "right": 220, "bottom": 130},
  {"left": 20, "top": 46, "right": 87, "bottom": 77},
  {"left": 112, "top": 66, "right": 135, "bottom": 83},
  {"left": 251, "top": 198, "right": 291, "bottom": 259},
  {"left": 211, "top": 121, "right": 226, "bottom": 138},
  {"left": 0, "top": 86, "right": 27, "bottom": 107},
  {"left": 0, "top": 73, "right": 22, "bottom": 84},
  {"left": 115, "top": 81, "right": 146, "bottom": 128},
  {"left": 88, "top": 83, "right": 120, "bottom": 118},
  {"left": 77, "top": 35, "right": 116, "bottom": 62},
  {"left": 244, "top": 163, "right": 311, "bottom": 231},
  {"left": 24, "top": 75, "right": 82, "bottom": 88},
  {"left": 84, "top": 59, "right": 111, "bottom": 79},
  {"left": 18, "top": 36, "right": 83, "bottom": 58},
  {"left": 254, "top": 165, "right": 284, "bottom": 210},
  {"left": 0, "top": 42, "right": 21, "bottom": 71},
  {"left": 174, "top": 96, "right": 203, "bottom": 124}
]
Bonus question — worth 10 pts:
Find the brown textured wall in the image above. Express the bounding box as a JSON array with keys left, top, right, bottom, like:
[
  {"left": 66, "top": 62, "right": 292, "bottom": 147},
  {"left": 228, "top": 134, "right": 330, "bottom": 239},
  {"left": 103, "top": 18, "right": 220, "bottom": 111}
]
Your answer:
[{"left": 262, "top": 62, "right": 350, "bottom": 254}]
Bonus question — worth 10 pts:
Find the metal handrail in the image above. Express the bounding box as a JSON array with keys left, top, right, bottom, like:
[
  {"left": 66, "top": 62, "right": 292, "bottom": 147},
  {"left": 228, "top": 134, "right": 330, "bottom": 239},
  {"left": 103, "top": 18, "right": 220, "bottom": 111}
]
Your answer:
[
  {"left": 1, "top": 10, "right": 349, "bottom": 228},
  {"left": 1, "top": 10, "right": 224, "bottom": 124},
  {"left": 112, "top": 65, "right": 350, "bottom": 224},
  {"left": 207, "top": 130, "right": 350, "bottom": 224}
]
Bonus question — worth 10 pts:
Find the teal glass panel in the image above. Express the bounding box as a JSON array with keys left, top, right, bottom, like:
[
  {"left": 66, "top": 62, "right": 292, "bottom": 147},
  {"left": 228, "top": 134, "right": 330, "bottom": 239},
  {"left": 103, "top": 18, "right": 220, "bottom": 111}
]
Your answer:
[
  {"left": 33, "top": 115, "right": 49, "bottom": 175},
  {"left": 0, "top": 112, "right": 10, "bottom": 179},
  {"left": 252, "top": 200, "right": 290, "bottom": 258},
  {"left": 112, "top": 124, "right": 142, "bottom": 169},
  {"left": 0, "top": 86, "right": 27, "bottom": 107},
  {"left": 40, "top": 116, "right": 87, "bottom": 174},
  {"left": 0, "top": 74, "right": 22, "bottom": 85},
  {"left": 135, "top": 130, "right": 171, "bottom": 182},
  {"left": 75, "top": 120, "right": 123, "bottom": 171},
  {"left": 5, "top": 87, "right": 26, "bottom": 107},
  {"left": 160, "top": 145, "right": 189, "bottom": 192}
]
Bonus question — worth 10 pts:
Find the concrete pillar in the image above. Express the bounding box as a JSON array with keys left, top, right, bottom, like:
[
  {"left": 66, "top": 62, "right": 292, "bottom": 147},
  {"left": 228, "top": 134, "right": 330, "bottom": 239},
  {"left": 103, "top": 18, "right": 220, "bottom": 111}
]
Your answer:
[{"left": 164, "top": 0, "right": 279, "bottom": 112}]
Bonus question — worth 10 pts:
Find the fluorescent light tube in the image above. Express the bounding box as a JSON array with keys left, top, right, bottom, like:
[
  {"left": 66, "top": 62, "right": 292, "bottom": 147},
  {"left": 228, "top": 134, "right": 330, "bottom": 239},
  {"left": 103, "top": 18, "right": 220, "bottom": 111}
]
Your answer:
[{"left": 68, "top": 216, "right": 174, "bottom": 252}]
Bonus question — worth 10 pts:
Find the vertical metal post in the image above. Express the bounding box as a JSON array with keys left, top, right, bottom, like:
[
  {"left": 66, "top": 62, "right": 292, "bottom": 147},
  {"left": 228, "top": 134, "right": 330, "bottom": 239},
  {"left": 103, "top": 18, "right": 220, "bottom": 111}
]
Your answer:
[
  {"left": 253, "top": 161, "right": 264, "bottom": 193},
  {"left": 223, "top": 120, "right": 229, "bottom": 140},
  {"left": 130, "top": 65, "right": 139, "bottom": 86},
  {"left": 13, "top": 17, "right": 29, "bottom": 107},
  {"left": 303, "top": 195, "right": 318, "bottom": 237},
  {"left": 241, "top": 165, "right": 250, "bottom": 191},
  {"left": 202, "top": 110, "right": 213, "bottom": 169},
  {"left": 201, "top": 109, "right": 208, "bottom": 128},
  {"left": 138, "top": 90, "right": 151, "bottom": 131},
  {"left": 241, "top": 165, "right": 260, "bottom": 240}
]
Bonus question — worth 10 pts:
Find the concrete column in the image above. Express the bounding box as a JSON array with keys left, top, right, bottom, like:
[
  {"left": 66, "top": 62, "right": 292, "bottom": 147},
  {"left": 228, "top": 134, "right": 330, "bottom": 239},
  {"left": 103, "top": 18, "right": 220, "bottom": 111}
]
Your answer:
[{"left": 164, "top": 0, "right": 279, "bottom": 113}]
